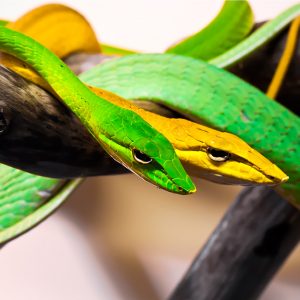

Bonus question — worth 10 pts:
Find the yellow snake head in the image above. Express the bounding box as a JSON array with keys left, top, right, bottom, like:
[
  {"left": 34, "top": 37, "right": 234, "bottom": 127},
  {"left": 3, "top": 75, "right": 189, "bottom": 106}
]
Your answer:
[{"left": 170, "top": 119, "right": 289, "bottom": 185}]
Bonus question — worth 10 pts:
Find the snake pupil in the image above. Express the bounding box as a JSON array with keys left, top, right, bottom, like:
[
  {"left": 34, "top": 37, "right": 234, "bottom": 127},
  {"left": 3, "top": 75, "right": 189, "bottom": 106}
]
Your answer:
[
  {"left": 132, "top": 149, "right": 152, "bottom": 164},
  {"left": 207, "top": 148, "right": 230, "bottom": 162}
]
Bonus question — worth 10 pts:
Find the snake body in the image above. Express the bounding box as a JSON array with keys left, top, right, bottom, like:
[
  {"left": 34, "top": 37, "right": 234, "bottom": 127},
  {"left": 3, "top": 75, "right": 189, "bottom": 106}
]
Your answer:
[
  {"left": 166, "top": 0, "right": 254, "bottom": 60},
  {"left": 0, "top": 165, "right": 80, "bottom": 243},
  {"left": 211, "top": 4, "right": 300, "bottom": 68}
]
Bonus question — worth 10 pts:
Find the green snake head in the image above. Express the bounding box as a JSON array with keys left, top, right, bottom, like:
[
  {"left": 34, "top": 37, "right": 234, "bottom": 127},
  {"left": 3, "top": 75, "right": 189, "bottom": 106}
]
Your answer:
[{"left": 91, "top": 108, "right": 196, "bottom": 194}]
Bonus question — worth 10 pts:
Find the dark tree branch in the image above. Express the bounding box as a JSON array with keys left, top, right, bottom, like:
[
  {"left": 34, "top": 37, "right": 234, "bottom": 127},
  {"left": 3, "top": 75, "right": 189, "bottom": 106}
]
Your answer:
[{"left": 169, "top": 187, "right": 300, "bottom": 300}]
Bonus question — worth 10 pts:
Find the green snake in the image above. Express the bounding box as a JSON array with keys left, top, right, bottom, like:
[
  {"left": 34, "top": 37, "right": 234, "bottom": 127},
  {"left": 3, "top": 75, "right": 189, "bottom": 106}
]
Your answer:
[
  {"left": 0, "top": 2, "right": 299, "bottom": 244},
  {"left": 0, "top": 25, "right": 197, "bottom": 196}
]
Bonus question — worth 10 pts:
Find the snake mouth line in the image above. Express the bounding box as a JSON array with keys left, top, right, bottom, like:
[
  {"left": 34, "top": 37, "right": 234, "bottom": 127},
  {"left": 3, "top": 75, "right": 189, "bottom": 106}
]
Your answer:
[
  {"left": 267, "top": 175, "right": 289, "bottom": 184},
  {"left": 232, "top": 151, "right": 289, "bottom": 185},
  {"left": 237, "top": 159, "right": 289, "bottom": 185}
]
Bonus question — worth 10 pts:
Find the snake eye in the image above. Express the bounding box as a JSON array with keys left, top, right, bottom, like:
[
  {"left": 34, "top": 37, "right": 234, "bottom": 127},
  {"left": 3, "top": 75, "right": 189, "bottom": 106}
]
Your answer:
[
  {"left": 0, "top": 109, "right": 8, "bottom": 134},
  {"left": 207, "top": 147, "right": 230, "bottom": 162},
  {"left": 132, "top": 149, "right": 152, "bottom": 164}
]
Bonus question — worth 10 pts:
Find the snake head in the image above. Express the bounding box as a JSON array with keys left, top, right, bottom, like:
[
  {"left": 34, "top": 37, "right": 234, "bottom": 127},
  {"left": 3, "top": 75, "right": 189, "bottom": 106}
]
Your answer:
[
  {"left": 170, "top": 119, "right": 288, "bottom": 186},
  {"left": 92, "top": 110, "right": 196, "bottom": 195}
]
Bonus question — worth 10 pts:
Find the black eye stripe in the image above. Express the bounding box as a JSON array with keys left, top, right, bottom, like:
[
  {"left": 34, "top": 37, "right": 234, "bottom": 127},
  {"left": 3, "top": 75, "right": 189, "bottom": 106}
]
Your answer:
[
  {"left": 207, "top": 147, "right": 230, "bottom": 162},
  {"left": 132, "top": 149, "right": 152, "bottom": 164}
]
